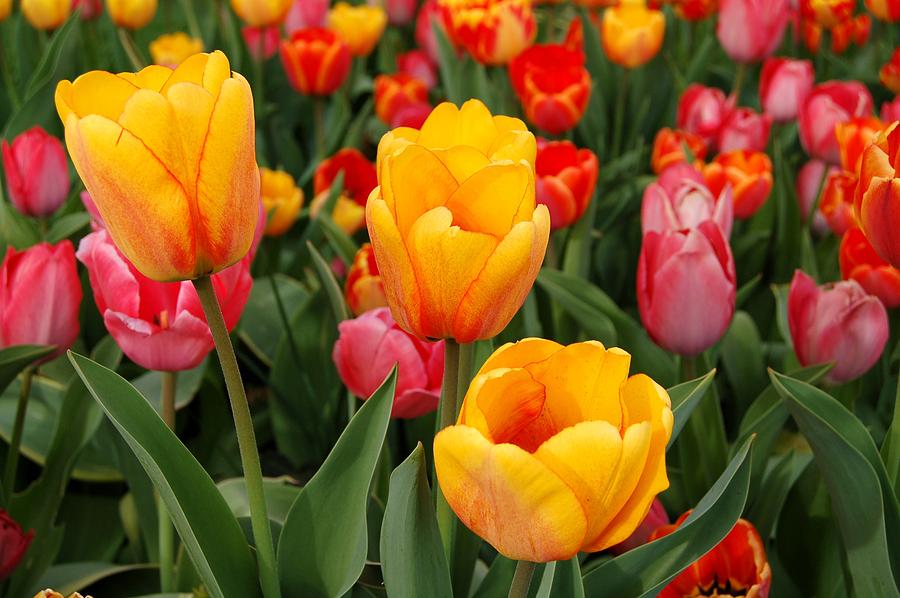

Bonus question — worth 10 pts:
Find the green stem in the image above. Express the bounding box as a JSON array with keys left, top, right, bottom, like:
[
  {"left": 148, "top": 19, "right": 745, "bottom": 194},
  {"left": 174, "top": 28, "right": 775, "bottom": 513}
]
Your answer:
[
  {"left": 731, "top": 62, "right": 746, "bottom": 101},
  {"left": 612, "top": 69, "right": 629, "bottom": 157},
  {"left": 193, "top": 277, "right": 281, "bottom": 598},
  {"left": 179, "top": 0, "right": 203, "bottom": 41},
  {"left": 3, "top": 367, "right": 34, "bottom": 502},
  {"left": 456, "top": 342, "right": 474, "bottom": 409},
  {"left": 0, "top": 26, "right": 20, "bottom": 110},
  {"left": 508, "top": 561, "right": 537, "bottom": 598},
  {"left": 313, "top": 97, "right": 326, "bottom": 160},
  {"left": 117, "top": 27, "right": 146, "bottom": 70},
  {"left": 435, "top": 339, "right": 460, "bottom": 559},
  {"left": 158, "top": 371, "right": 177, "bottom": 593}
]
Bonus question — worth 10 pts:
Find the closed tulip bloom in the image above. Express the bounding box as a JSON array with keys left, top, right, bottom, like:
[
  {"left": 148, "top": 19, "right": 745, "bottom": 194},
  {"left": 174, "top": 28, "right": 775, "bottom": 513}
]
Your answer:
[
  {"left": 149, "top": 32, "right": 204, "bottom": 68},
  {"left": 759, "top": 58, "right": 815, "bottom": 122},
  {"left": 77, "top": 229, "right": 253, "bottom": 371},
  {"left": 385, "top": 0, "right": 417, "bottom": 24},
  {"left": 508, "top": 43, "right": 591, "bottom": 135},
  {"left": 285, "top": 0, "right": 328, "bottom": 32},
  {"left": 652, "top": 515, "right": 771, "bottom": 598},
  {"left": 638, "top": 222, "right": 736, "bottom": 355},
  {"left": 854, "top": 123, "right": 900, "bottom": 267},
  {"left": 881, "top": 48, "right": 900, "bottom": 95},
  {"left": 799, "top": 81, "right": 874, "bottom": 164},
  {"left": 434, "top": 338, "right": 673, "bottom": 561},
  {"left": 231, "top": 0, "right": 292, "bottom": 27},
  {"left": 801, "top": 0, "right": 854, "bottom": 27},
  {"left": 866, "top": 0, "right": 900, "bottom": 20},
  {"left": 312, "top": 148, "right": 378, "bottom": 235},
  {"left": 56, "top": 52, "right": 259, "bottom": 282},
  {"left": 0, "top": 242, "right": 81, "bottom": 360},
  {"left": 819, "top": 169, "right": 857, "bottom": 235},
  {"left": 535, "top": 138, "right": 599, "bottom": 230},
  {"left": 243, "top": 25, "right": 280, "bottom": 60},
  {"left": 415, "top": 0, "right": 444, "bottom": 63},
  {"left": 840, "top": 227, "right": 900, "bottom": 308},
  {"left": 717, "top": 107, "right": 772, "bottom": 153},
  {"left": 333, "top": 308, "right": 444, "bottom": 418},
  {"left": 105, "top": 0, "right": 157, "bottom": 29},
  {"left": 0, "top": 0, "right": 10, "bottom": 21},
  {"left": 676, "top": 84, "right": 732, "bottom": 150},
  {"left": 835, "top": 117, "right": 884, "bottom": 174},
  {"left": 643, "top": 165, "right": 733, "bottom": 238},
  {"left": 1, "top": 126, "right": 70, "bottom": 218},
  {"left": 611, "top": 498, "right": 668, "bottom": 555},
  {"left": 439, "top": 0, "right": 536, "bottom": 65},
  {"left": 651, "top": 128, "right": 707, "bottom": 174},
  {"left": 674, "top": 0, "right": 718, "bottom": 19},
  {"left": 802, "top": 13, "right": 871, "bottom": 54},
  {"left": 397, "top": 50, "right": 437, "bottom": 89},
  {"left": 374, "top": 74, "right": 430, "bottom": 127},
  {"left": 281, "top": 28, "right": 352, "bottom": 96},
  {"left": 601, "top": 0, "right": 665, "bottom": 69},
  {"left": 328, "top": 2, "right": 387, "bottom": 56},
  {"left": 716, "top": 0, "right": 789, "bottom": 63},
  {"left": 345, "top": 243, "right": 388, "bottom": 315},
  {"left": 703, "top": 150, "right": 774, "bottom": 219},
  {"left": 0, "top": 510, "right": 33, "bottom": 581},
  {"left": 21, "top": 0, "right": 71, "bottom": 29},
  {"left": 788, "top": 269, "right": 888, "bottom": 383},
  {"left": 260, "top": 167, "right": 304, "bottom": 236},
  {"left": 72, "top": 0, "right": 103, "bottom": 19},
  {"left": 882, "top": 97, "right": 900, "bottom": 122},
  {"left": 368, "top": 100, "right": 550, "bottom": 342}
]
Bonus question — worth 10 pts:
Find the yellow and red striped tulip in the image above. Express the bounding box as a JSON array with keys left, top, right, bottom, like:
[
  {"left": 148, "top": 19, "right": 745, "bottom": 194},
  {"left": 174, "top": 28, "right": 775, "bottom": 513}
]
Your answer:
[
  {"left": 434, "top": 338, "right": 673, "bottom": 562},
  {"left": 280, "top": 28, "right": 352, "bottom": 96},
  {"left": 55, "top": 51, "right": 259, "bottom": 282},
  {"left": 149, "top": 32, "right": 204, "bottom": 69},
  {"left": 105, "top": 0, "right": 157, "bottom": 29},
  {"left": 439, "top": 0, "right": 536, "bottom": 66},
  {"left": 231, "top": 0, "right": 292, "bottom": 27},
  {"left": 327, "top": 2, "right": 387, "bottom": 57},
  {"left": 22, "top": 0, "right": 71, "bottom": 30},
  {"left": 367, "top": 99, "right": 550, "bottom": 342},
  {"left": 260, "top": 167, "right": 304, "bottom": 236},
  {"left": 602, "top": 0, "right": 666, "bottom": 69}
]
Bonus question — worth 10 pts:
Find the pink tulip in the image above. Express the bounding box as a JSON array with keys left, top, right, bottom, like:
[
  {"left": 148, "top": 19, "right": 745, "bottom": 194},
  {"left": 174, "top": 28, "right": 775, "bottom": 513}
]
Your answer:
[
  {"left": 637, "top": 221, "right": 736, "bottom": 356},
  {"left": 243, "top": 26, "right": 280, "bottom": 60},
  {"left": 333, "top": 307, "right": 444, "bottom": 418},
  {"left": 379, "top": 0, "right": 417, "bottom": 25},
  {"left": 76, "top": 229, "right": 252, "bottom": 372},
  {"left": 285, "top": 0, "right": 328, "bottom": 33},
  {"left": 759, "top": 57, "right": 814, "bottom": 122},
  {"left": 716, "top": 0, "right": 790, "bottom": 63},
  {"left": 0, "top": 242, "right": 81, "bottom": 360},
  {"left": 882, "top": 97, "right": 900, "bottom": 122},
  {"left": 799, "top": 81, "right": 874, "bottom": 164},
  {"left": 788, "top": 270, "right": 888, "bottom": 384},
  {"left": 643, "top": 164, "right": 734, "bottom": 239},
  {"left": 415, "top": 0, "right": 443, "bottom": 63},
  {"left": 717, "top": 107, "right": 772, "bottom": 153},
  {"left": 795, "top": 159, "right": 834, "bottom": 233},
  {"left": 72, "top": 0, "right": 103, "bottom": 19},
  {"left": 676, "top": 84, "right": 733, "bottom": 150},
  {"left": 397, "top": 49, "right": 437, "bottom": 89},
  {"left": 610, "top": 499, "right": 669, "bottom": 555},
  {"left": 1, "top": 126, "right": 70, "bottom": 218}
]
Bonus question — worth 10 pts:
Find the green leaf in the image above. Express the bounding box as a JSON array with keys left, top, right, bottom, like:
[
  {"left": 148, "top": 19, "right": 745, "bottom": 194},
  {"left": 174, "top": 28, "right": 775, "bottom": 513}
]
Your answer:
[
  {"left": 719, "top": 312, "right": 768, "bottom": 415},
  {"left": 472, "top": 557, "right": 516, "bottom": 598},
  {"left": 133, "top": 360, "right": 208, "bottom": 414},
  {"left": 23, "top": 13, "right": 78, "bottom": 98},
  {"left": 769, "top": 370, "right": 900, "bottom": 594},
  {"left": 0, "top": 200, "right": 40, "bottom": 248},
  {"left": 546, "top": 558, "right": 584, "bottom": 598},
  {"left": 433, "top": 21, "right": 461, "bottom": 103},
  {"left": 68, "top": 352, "right": 261, "bottom": 598},
  {"left": 37, "top": 562, "right": 156, "bottom": 597},
  {"left": 380, "top": 443, "right": 452, "bottom": 598},
  {"left": 318, "top": 212, "right": 359, "bottom": 266},
  {"left": 277, "top": 369, "right": 397, "bottom": 597},
  {"left": 582, "top": 437, "right": 753, "bottom": 597},
  {"left": 667, "top": 369, "right": 716, "bottom": 448},
  {"left": 747, "top": 450, "right": 812, "bottom": 541},
  {"left": 45, "top": 212, "right": 90, "bottom": 244},
  {"left": 238, "top": 274, "right": 309, "bottom": 366},
  {"left": 218, "top": 476, "right": 302, "bottom": 526},
  {"left": 307, "top": 240, "right": 350, "bottom": 322},
  {"left": 0, "top": 344, "right": 53, "bottom": 391},
  {"left": 535, "top": 268, "right": 617, "bottom": 346}
]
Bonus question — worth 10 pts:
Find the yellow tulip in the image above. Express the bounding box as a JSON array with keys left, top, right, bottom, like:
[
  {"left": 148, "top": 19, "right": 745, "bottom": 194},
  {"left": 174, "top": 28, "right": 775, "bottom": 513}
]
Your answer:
[
  {"left": 0, "top": 0, "right": 10, "bottom": 21},
  {"left": 327, "top": 2, "right": 388, "bottom": 57},
  {"left": 434, "top": 339, "right": 673, "bottom": 562},
  {"left": 105, "top": 0, "right": 157, "bottom": 29},
  {"left": 231, "top": 0, "right": 292, "bottom": 27},
  {"left": 21, "top": 0, "right": 71, "bottom": 30},
  {"left": 310, "top": 192, "right": 367, "bottom": 235},
  {"left": 367, "top": 99, "right": 550, "bottom": 343},
  {"left": 601, "top": 0, "right": 666, "bottom": 68},
  {"left": 149, "top": 32, "right": 204, "bottom": 69},
  {"left": 260, "top": 167, "right": 304, "bottom": 236},
  {"left": 55, "top": 51, "right": 260, "bottom": 282}
]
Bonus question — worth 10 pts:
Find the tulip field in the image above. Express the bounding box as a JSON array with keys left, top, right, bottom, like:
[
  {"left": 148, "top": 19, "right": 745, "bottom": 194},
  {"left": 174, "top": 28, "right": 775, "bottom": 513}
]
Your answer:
[{"left": 2, "top": 0, "right": 900, "bottom": 596}]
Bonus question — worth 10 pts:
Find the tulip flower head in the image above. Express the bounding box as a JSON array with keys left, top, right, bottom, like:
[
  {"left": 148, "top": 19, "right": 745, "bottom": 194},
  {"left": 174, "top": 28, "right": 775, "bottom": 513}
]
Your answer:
[
  {"left": 882, "top": 97, "right": 900, "bottom": 122},
  {"left": 285, "top": 0, "right": 328, "bottom": 32},
  {"left": 434, "top": 339, "right": 673, "bottom": 561},
  {"left": 149, "top": 32, "right": 204, "bottom": 68},
  {"left": 674, "top": 0, "right": 718, "bottom": 20},
  {"left": 73, "top": 0, "right": 103, "bottom": 19},
  {"left": 535, "top": 138, "right": 599, "bottom": 229},
  {"left": 345, "top": 243, "right": 388, "bottom": 315},
  {"left": 716, "top": 0, "right": 789, "bottom": 63},
  {"left": 438, "top": 0, "right": 536, "bottom": 66},
  {"left": 415, "top": 0, "right": 444, "bottom": 63},
  {"left": 642, "top": 164, "right": 734, "bottom": 239},
  {"left": 703, "top": 150, "right": 774, "bottom": 219},
  {"left": 243, "top": 25, "right": 281, "bottom": 60},
  {"left": 601, "top": 0, "right": 666, "bottom": 69},
  {"left": 1, "top": 126, "right": 70, "bottom": 218},
  {"left": 801, "top": 0, "right": 855, "bottom": 28},
  {"left": 835, "top": 116, "right": 884, "bottom": 174},
  {"left": 819, "top": 169, "right": 858, "bottom": 235},
  {"left": 799, "top": 81, "right": 874, "bottom": 164},
  {"left": 397, "top": 50, "right": 438, "bottom": 89},
  {"left": 717, "top": 107, "right": 772, "bottom": 153},
  {"left": 840, "top": 227, "right": 900, "bottom": 308},
  {"left": 231, "top": 0, "right": 292, "bottom": 27},
  {"left": 374, "top": 73, "right": 431, "bottom": 128},
  {"left": 22, "top": 0, "right": 71, "bottom": 29},
  {"left": 0, "top": 0, "right": 10, "bottom": 21},
  {"left": 280, "top": 28, "right": 352, "bottom": 96},
  {"left": 881, "top": 47, "right": 900, "bottom": 95},
  {"left": 312, "top": 148, "right": 378, "bottom": 235},
  {"left": 759, "top": 58, "right": 815, "bottom": 123},
  {"left": 676, "top": 84, "right": 732, "bottom": 150},
  {"left": 801, "top": 13, "right": 871, "bottom": 54},
  {"left": 33, "top": 592, "right": 92, "bottom": 598},
  {"left": 56, "top": 51, "right": 260, "bottom": 282},
  {"left": 328, "top": 2, "right": 387, "bottom": 57},
  {"left": 384, "top": 0, "right": 418, "bottom": 24},
  {"left": 105, "top": 0, "right": 158, "bottom": 29},
  {"left": 260, "top": 167, "right": 304, "bottom": 236},
  {"left": 854, "top": 123, "right": 900, "bottom": 267},
  {"left": 651, "top": 128, "right": 707, "bottom": 174},
  {"left": 866, "top": 0, "right": 900, "bottom": 21},
  {"left": 0, "top": 510, "right": 33, "bottom": 581}
]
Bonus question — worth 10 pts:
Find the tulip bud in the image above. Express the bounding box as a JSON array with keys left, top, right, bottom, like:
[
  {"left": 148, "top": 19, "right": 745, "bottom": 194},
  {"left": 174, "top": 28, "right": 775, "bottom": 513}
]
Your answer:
[
  {"left": 795, "top": 159, "right": 834, "bottom": 233},
  {"left": 882, "top": 97, "right": 900, "bottom": 122},
  {"left": 703, "top": 150, "right": 774, "bottom": 219},
  {"left": 0, "top": 510, "right": 33, "bottom": 581},
  {"left": 716, "top": 0, "right": 789, "bottom": 63},
  {"left": 149, "top": 32, "right": 204, "bottom": 69},
  {"left": 676, "top": 84, "right": 732, "bottom": 150},
  {"left": 759, "top": 57, "right": 815, "bottom": 122},
  {"left": 643, "top": 165, "right": 733, "bottom": 238},
  {"left": 333, "top": 308, "right": 444, "bottom": 418},
  {"left": 231, "top": 0, "right": 292, "bottom": 27},
  {"left": 33, "top": 591, "right": 91, "bottom": 598},
  {"left": 819, "top": 169, "right": 857, "bottom": 235},
  {"left": 21, "top": 0, "right": 71, "bottom": 30},
  {"left": 0, "top": 242, "right": 82, "bottom": 360},
  {"left": 345, "top": 243, "right": 388, "bottom": 315},
  {"left": 881, "top": 47, "right": 900, "bottom": 95},
  {"left": 866, "top": 0, "right": 900, "bottom": 21},
  {"left": 651, "top": 128, "right": 707, "bottom": 174},
  {"left": 260, "top": 167, "right": 304, "bottom": 236},
  {"left": 312, "top": 148, "right": 377, "bottom": 235},
  {"left": 840, "top": 227, "right": 900, "bottom": 308},
  {"left": 601, "top": 0, "right": 666, "bottom": 69},
  {"left": 799, "top": 81, "right": 874, "bottom": 164},
  {"left": 439, "top": 0, "right": 536, "bottom": 65},
  {"left": 105, "top": 0, "right": 157, "bottom": 29},
  {"left": 788, "top": 269, "right": 888, "bottom": 384},
  {"left": 374, "top": 74, "right": 431, "bottom": 128},
  {"left": 384, "top": 0, "right": 417, "bottom": 25},
  {"left": 397, "top": 50, "right": 437, "bottom": 89},
  {"left": 535, "top": 138, "right": 599, "bottom": 230},
  {"left": 638, "top": 222, "right": 736, "bottom": 356},
  {"left": 280, "top": 28, "right": 352, "bottom": 96},
  {"left": 328, "top": 2, "right": 387, "bottom": 57},
  {"left": 285, "top": 0, "right": 328, "bottom": 32},
  {"left": 717, "top": 107, "right": 772, "bottom": 153},
  {"left": 242, "top": 25, "right": 280, "bottom": 61},
  {"left": 1, "top": 126, "right": 70, "bottom": 218}
]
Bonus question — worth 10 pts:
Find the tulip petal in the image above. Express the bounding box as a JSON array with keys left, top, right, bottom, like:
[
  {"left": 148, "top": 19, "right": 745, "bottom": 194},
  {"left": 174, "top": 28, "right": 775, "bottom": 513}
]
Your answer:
[
  {"left": 444, "top": 162, "right": 531, "bottom": 237},
  {"left": 382, "top": 144, "right": 459, "bottom": 237},
  {"left": 434, "top": 425, "right": 587, "bottom": 562},
  {"left": 459, "top": 367, "right": 548, "bottom": 449},
  {"left": 432, "top": 145, "right": 492, "bottom": 184},
  {"left": 161, "top": 51, "right": 230, "bottom": 96},
  {"left": 61, "top": 71, "right": 139, "bottom": 120},
  {"left": 117, "top": 89, "right": 188, "bottom": 185},
  {"left": 118, "top": 65, "right": 174, "bottom": 92},
  {"left": 165, "top": 81, "right": 216, "bottom": 197},
  {"left": 478, "top": 338, "right": 562, "bottom": 374},
  {"left": 418, "top": 100, "right": 498, "bottom": 155}
]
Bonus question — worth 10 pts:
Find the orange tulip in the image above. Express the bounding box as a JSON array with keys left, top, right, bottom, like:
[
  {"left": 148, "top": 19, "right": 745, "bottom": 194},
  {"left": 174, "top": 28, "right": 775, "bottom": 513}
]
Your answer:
[
  {"left": 105, "top": 0, "right": 157, "bottom": 29},
  {"left": 651, "top": 128, "right": 707, "bottom": 174},
  {"left": 819, "top": 169, "right": 858, "bottom": 235},
  {"left": 367, "top": 99, "right": 550, "bottom": 342},
  {"left": 601, "top": 0, "right": 666, "bottom": 69},
  {"left": 801, "top": 0, "right": 855, "bottom": 28},
  {"left": 327, "top": 2, "right": 387, "bottom": 57},
  {"left": 21, "top": 0, "right": 71, "bottom": 29},
  {"left": 854, "top": 123, "right": 900, "bottom": 267},
  {"left": 802, "top": 13, "right": 870, "bottom": 54},
  {"left": 149, "top": 32, "right": 204, "bottom": 69},
  {"left": 0, "top": 0, "right": 10, "bottom": 21},
  {"left": 866, "top": 0, "right": 900, "bottom": 21},
  {"left": 836, "top": 117, "right": 885, "bottom": 174},
  {"left": 280, "top": 28, "right": 352, "bottom": 96},
  {"left": 881, "top": 47, "right": 900, "bottom": 95},
  {"left": 434, "top": 338, "right": 673, "bottom": 562},
  {"left": 345, "top": 243, "right": 389, "bottom": 315},
  {"left": 260, "top": 167, "right": 304, "bottom": 236},
  {"left": 840, "top": 227, "right": 900, "bottom": 307},
  {"left": 312, "top": 148, "right": 378, "bottom": 235},
  {"left": 56, "top": 52, "right": 259, "bottom": 282},
  {"left": 373, "top": 73, "right": 430, "bottom": 127},
  {"left": 231, "top": 0, "right": 292, "bottom": 27},
  {"left": 439, "top": 0, "right": 536, "bottom": 65},
  {"left": 703, "top": 150, "right": 773, "bottom": 219}
]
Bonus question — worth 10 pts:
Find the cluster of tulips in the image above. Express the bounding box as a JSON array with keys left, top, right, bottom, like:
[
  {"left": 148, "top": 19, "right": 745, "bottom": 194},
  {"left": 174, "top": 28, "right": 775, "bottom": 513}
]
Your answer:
[{"left": 0, "top": 0, "right": 898, "bottom": 596}]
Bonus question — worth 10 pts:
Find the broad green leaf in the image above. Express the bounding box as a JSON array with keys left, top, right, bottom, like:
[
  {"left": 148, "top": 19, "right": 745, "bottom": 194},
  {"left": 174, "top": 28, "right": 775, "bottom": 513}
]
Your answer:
[
  {"left": 307, "top": 241, "right": 350, "bottom": 322},
  {"left": 318, "top": 212, "right": 359, "bottom": 266},
  {"left": 747, "top": 450, "right": 813, "bottom": 541},
  {"left": 218, "top": 476, "right": 302, "bottom": 525},
  {"left": 433, "top": 21, "right": 461, "bottom": 103},
  {"left": 719, "top": 312, "right": 768, "bottom": 416},
  {"left": 68, "top": 352, "right": 260, "bottom": 598},
  {"left": 546, "top": 558, "right": 584, "bottom": 598},
  {"left": 238, "top": 274, "right": 309, "bottom": 366},
  {"left": 472, "top": 557, "right": 516, "bottom": 598},
  {"left": 582, "top": 437, "right": 753, "bottom": 597},
  {"left": 667, "top": 369, "right": 716, "bottom": 448},
  {"left": 0, "top": 344, "right": 53, "bottom": 391},
  {"left": 278, "top": 369, "right": 397, "bottom": 597},
  {"left": 24, "top": 13, "right": 78, "bottom": 98},
  {"left": 536, "top": 268, "right": 617, "bottom": 346},
  {"left": 380, "top": 443, "right": 452, "bottom": 598},
  {"left": 37, "top": 562, "right": 155, "bottom": 597},
  {"left": 882, "top": 378, "right": 900, "bottom": 495},
  {"left": 0, "top": 200, "right": 40, "bottom": 249},
  {"left": 45, "top": 212, "right": 90, "bottom": 244},
  {"left": 133, "top": 360, "right": 208, "bottom": 414}
]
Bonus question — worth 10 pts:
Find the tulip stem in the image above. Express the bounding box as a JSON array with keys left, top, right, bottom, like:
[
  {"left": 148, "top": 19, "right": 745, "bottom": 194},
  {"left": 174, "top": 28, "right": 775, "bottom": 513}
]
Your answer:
[
  {"left": 731, "top": 63, "right": 747, "bottom": 101},
  {"left": 313, "top": 97, "right": 326, "bottom": 159},
  {"left": 508, "top": 561, "right": 537, "bottom": 598},
  {"left": 193, "top": 276, "right": 281, "bottom": 598},
  {"left": 158, "top": 371, "right": 177, "bottom": 593},
  {"left": 117, "top": 28, "right": 146, "bottom": 71},
  {"left": 612, "top": 69, "right": 629, "bottom": 156},
  {"left": 436, "top": 339, "right": 461, "bottom": 559},
  {"left": 3, "top": 367, "right": 33, "bottom": 503}
]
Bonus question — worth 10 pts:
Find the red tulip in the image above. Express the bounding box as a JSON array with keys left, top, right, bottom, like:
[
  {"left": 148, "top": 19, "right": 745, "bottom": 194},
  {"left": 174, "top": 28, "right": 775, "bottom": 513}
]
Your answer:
[
  {"left": 835, "top": 116, "right": 885, "bottom": 174},
  {"left": 280, "top": 28, "right": 352, "bottom": 96},
  {"left": 799, "top": 81, "right": 874, "bottom": 164},
  {"left": 882, "top": 96, "right": 900, "bottom": 122},
  {"left": 374, "top": 73, "right": 430, "bottom": 128},
  {"left": 643, "top": 164, "right": 733, "bottom": 238},
  {"left": 333, "top": 307, "right": 444, "bottom": 418},
  {"left": 840, "top": 227, "right": 900, "bottom": 308},
  {"left": 384, "top": 0, "right": 417, "bottom": 24},
  {"left": 535, "top": 138, "right": 599, "bottom": 229},
  {"left": 788, "top": 269, "right": 888, "bottom": 383},
  {"left": 314, "top": 148, "right": 378, "bottom": 208},
  {"left": 674, "top": 0, "right": 718, "bottom": 20},
  {"left": 285, "top": 0, "right": 328, "bottom": 33},
  {"left": 759, "top": 57, "right": 814, "bottom": 122},
  {"left": 0, "top": 510, "right": 33, "bottom": 581},
  {"left": 77, "top": 229, "right": 252, "bottom": 372},
  {"left": 1, "top": 126, "right": 70, "bottom": 218},
  {"left": 397, "top": 49, "right": 437, "bottom": 89},
  {"left": 72, "top": 0, "right": 102, "bottom": 19},
  {"left": 415, "top": 0, "right": 444, "bottom": 63},
  {"left": 0, "top": 242, "right": 81, "bottom": 360},
  {"left": 637, "top": 221, "right": 736, "bottom": 356},
  {"left": 610, "top": 499, "right": 668, "bottom": 555},
  {"left": 345, "top": 243, "right": 388, "bottom": 315},
  {"left": 243, "top": 25, "right": 280, "bottom": 60},
  {"left": 676, "top": 84, "right": 732, "bottom": 150},
  {"left": 717, "top": 107, "right": 772, "bottom": 153},
  {"left": 716, "top": 0, "right": 789, "bottom": 63}
]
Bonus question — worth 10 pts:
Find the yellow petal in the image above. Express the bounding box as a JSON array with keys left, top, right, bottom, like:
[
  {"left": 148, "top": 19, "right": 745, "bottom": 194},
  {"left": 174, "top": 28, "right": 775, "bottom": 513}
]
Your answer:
[
  {"left": 165, "top": 81, "right": 216, "bottom": 192},
  {"left": 417, "top": 99, "right": 498, "bottom": 154},
  {"left": 434, "top": 425, "right": 587, "bottom": 562},
  {"left": 161, "top": 51, "right": 230, "bottom": 96},
  {"left": 118, "top": 65, "right": 174, "bottom": 92},
  {"left": 63, "top": 71, "right": 139, "bottom": 120},
  {"left": 444, "top": 162, "right": 531, "bottom": 237},
  {"left": 477, "top": 338, "right": 563, "bottom": 375},
  {"left": 489, "top": 130, "right": 537, "bottom": 166},
  {"left": 432, "top": 146, "right": 492, "bottom": 184},
  {"left": 381, "top": 144, "right": 458, "bottom": 238},
  {"left": 459, "top": 367, "right": 547, "bottom": 445},
  {"left": 117, "top": 89, "right": 188, "bottom": 185}
]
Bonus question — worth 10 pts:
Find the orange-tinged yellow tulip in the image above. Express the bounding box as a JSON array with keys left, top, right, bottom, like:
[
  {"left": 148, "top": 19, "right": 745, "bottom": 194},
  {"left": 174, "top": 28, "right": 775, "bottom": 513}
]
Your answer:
[
  {"left": 149, "top": 32, "right": 204, "bottom": 69},
  {"left": 231, "top": 0, "right": 292, "bottom": 27},
  {"left": 601, "top": 0, "right": 666, "bottom": 68},
  {"left": 260, "top": 167, "right": 304, "bottom": 236},
  {"left": 55, "top": 51, "right": 260, "bottom": 282},
  {"left": 105, "top": 0, "right": 157, "bottom": 29},
  {"left": 22, "top": 0, "right": 71, "bottom": 30},
  {"left": 367, "top": 99, "right": 550, "bottom": 343},
  {"left": 434, "top": 339, "right": 673, "bottom": 562},
  {"left": 0, "top": 0, "right": 10, "bottom": 21},
  {"left": 327, "top": 2, "right": 388, "bottom": 57}
]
